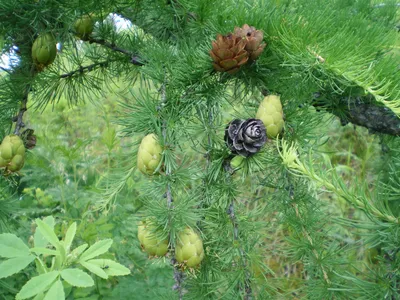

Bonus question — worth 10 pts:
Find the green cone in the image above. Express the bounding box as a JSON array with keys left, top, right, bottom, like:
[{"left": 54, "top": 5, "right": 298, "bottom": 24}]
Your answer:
[
  {"left": 0, "top": 135, "right": 25, "bottom": 172},
  {"left": 175, "top": 227, "right": 204, "bottom": 268},
  {"left": 74, "top": 15, "right": 95, "bottom": 40},
  {"left": 256, "top": 95, "right": 285, "bottom": 138},
  {"left": 32, "top": 33, "right": 57, "bottom": 69},
  {"left": 138, "top": 219, "right": 169, "bottom": 257},
  {"left": 137, "top": 134, "right": 162, "bottom": 175}
]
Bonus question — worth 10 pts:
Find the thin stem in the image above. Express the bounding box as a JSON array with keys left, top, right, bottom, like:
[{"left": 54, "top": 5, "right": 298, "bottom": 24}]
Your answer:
[
  {"left": 159, "top": 71, "right": 184, "bottom": 298},
  {"left": 60, "top": 61, "right": 111, "bottom": 79},
  {"left": 0, "top": 66, "right": 11, "bottom": 74},
  {"left": 227, "top": 200, "right": 252, "bottom": 300},
  {"left": 86, "top": 37, "right": 144, "bottom": 66},
  {"left": 291, "top": 201, "right": 331, "bottom": 285},
  {"left": 13, "top": 66, "right": 36, "bottom": 135},
  {"left": 13, "top": 85, "right": 29, "bottom": 135}
]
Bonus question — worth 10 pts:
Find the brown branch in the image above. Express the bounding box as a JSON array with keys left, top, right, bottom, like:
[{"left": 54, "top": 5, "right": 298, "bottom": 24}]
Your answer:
[
  {"left": 13, "top": 85, "right": 29, "bottom": 135},
  {"left": 312, "top": 93, "right": 400, "bottom": 136},
  {"left": 13, "top": 66, "right": 36, "bottom": 135}
]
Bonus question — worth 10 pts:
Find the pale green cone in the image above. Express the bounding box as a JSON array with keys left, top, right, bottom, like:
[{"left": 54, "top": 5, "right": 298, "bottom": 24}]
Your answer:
[
  {"left": 138, "top": 219, "right": 169, "bottom": 257},
  {"left": 256, "top": 95, "right": 285, "bottom": 138},
  {"left": 0, "top": 135, "right": 26, "bottom": 172},
  {"left": 32, "top": 33, "right": 57, "bottom": 69},
  {"left": 137, "top": 134, "right": 163, "bottom": 175},
  {"left": 175, "top": 227, "right": 204, "bottom": 268},
  {"left": 74, "top": 15, "right": 95, "bottom": 40}
]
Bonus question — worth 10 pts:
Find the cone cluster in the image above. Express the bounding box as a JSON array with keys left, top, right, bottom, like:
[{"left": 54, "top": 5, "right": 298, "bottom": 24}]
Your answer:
[
  {"left": 137, "top": 222, "right": 205, "bottom": 268},
  {"left": 256, "top": 95, "right": 285, "bottom": 139},
  {"left": 137, "top": 134, "right": 163, "bottom": 175},
  {"left": 210, "top": 24, "right": 266, "bottom": 74},
  {"left": 31, "top": 33, "right": 57, "bottom": 70},
  {"left": 0, "top": 135, "right": 26, "bottom": 173}
]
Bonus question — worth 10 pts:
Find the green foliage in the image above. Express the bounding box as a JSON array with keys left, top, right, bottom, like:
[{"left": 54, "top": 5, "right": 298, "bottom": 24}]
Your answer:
[
  {"left": 0, "top": 217, "right": 129, "bottom": 300},
  {"left": 1, "top": 0, "right": 400, "bottom": 299}
]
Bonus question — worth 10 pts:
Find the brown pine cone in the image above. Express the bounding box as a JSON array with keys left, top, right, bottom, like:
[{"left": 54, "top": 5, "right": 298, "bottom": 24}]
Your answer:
[
  {"left": 234, "top": 24, "right": 266, "bottom": 61},
  {"left": 210, "top": 33, "right": 249, "bottom": 74}
]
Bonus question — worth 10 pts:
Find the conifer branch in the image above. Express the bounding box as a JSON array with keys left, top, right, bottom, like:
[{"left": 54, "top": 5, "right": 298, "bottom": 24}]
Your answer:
[
  {"left": 13, "top": 84, "right": 29, "bottom": 135},
  {"left": 159, "top": 72, "right": 184, "bottom": 299},
  {"left": 312, "top": 94, "right": 400, "bottom": 136},
  {"left": 13, "top": 65, "right": 36, "bottom": 135},
  {"left": 227, "top": 201, "right": 252, "bottom": 299},
  {"left": 59, "top": 61, "right": 111, "bottom": 79},
  {"left": 288, "top": 187, "right": 331, "bottom": 285},
  {"left": 85, "top": 32, "right": 400, "bottom": 138},
  {"left": 86, "top": 37, "right": 144, "bottom": 66},
  {"left": 278, "top": 139, "right": 399, "bottom": 224},
  {"left": 0, "top": 66, "right": 11, "bottom": 74}
]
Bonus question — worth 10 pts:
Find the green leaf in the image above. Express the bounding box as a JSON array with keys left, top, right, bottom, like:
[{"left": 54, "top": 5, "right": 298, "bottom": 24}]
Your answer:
[
  {"left": 43, "top": 279, "right": 64, "bottom": 300},
  {"left": 86, "top": 259, "right": 131, "bottom": 276},
  {"left": 0, "top": 233, "right": 30, "bottom": 258},
  {"left": 60, "top": 268, "right": 94, "bottom": 287},
  {"left": 30, "top": 248, "right": 59, "bottom": 256},
  {"left": 64, "top": 222, "right": 77, "bottom": 252},
  {"left": 71, "top": 244, "right": 88, "bottom": 257},
  {"left": 66, "top": 244, "right": 88, "bottom": 265},
  {"left": 35, "top": 219, "right": 60, "bottom": 250},
  {"left": 32, "top": 293, "right": 45, "bottom": 300},
  {"left": 79, "top": 239, "right": 112, "bottom": 262},
  {"left": 0, "top": 255, "right": 35, "bottom": 279},
  {"left": 80, "top": 260, "right": 108, "bottom": 279},
  {"left": 16, "top": 271, "right": 59, "bottom": 300},
  {"left": 34, "top": 216, "right": 55, "bottom": 248}
]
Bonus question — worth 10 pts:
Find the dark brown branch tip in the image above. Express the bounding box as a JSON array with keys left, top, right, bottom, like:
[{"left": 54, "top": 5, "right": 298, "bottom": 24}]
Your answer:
[{"left": 312, "top": 94, "right": 400, "bottom": 136}]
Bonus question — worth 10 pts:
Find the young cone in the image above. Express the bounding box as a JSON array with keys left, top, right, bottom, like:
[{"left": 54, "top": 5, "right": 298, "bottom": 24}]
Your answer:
[
  {"left": 137, "top": 134, "right": 163, "bottom": 175},
  {"left": 31, "top": 33, "right": 57, "bottom": 71},
  {"left": 256, "top": 95, "right": 284, "bottom": 138},
  {"left": 74, "top": 15, "right": 95, "bottom": 40},
  {"left": 175, "top": 227, "right": 204, "bottom": 268},
  {"left": 138, "top": 219, "right": 169, "bottom": 257},
  {"left": 0, "top": 135, "right": 26, "bottom": 172}
]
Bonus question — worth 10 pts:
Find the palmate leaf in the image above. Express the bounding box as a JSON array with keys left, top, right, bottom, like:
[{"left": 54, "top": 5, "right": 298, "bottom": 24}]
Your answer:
[
  {"left": 16, "top": 271, "right": 59, "bottom": 300},
  {"left": 79, "top": 239, "right": 113, "bottom": 262},
  {"left": 0, "top": 255, "right": 35, "bottom": 279},
  {"left": 60, "top": 268, "right": 94, "bottom": 287},
  {"left": 0, "top": 233, "right": 30, "bottom": 258}
]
